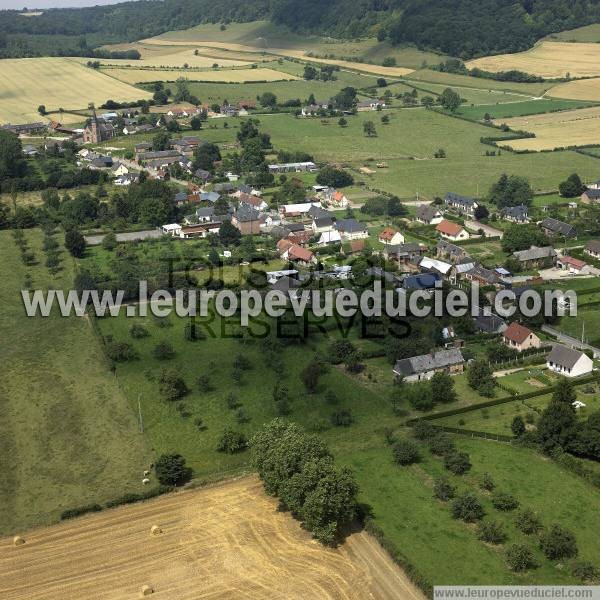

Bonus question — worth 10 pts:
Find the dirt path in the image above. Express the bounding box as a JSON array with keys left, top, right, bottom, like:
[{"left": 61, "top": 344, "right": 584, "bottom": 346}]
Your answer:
[{"left": 0, "top": 475, "right": 424, "bottom": 600}]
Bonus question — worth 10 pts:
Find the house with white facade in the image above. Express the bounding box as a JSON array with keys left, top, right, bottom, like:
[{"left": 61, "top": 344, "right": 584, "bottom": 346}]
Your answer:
[{"left": 546, "top": 345, "right": 593, "bottom": 378}]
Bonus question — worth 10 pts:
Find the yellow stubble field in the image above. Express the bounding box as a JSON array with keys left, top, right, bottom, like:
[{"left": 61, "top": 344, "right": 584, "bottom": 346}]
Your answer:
[{"left": 0, "top": 57, "right": 150, "bottom": 124}]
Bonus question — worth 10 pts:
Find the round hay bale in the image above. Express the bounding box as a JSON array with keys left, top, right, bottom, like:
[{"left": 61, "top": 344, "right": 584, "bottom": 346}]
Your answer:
[
  {"left": 150, "top": 525, "right": 162, "bottom": 536},
  {"left": 13, "top": 536, "right": 25, "bottom": 546},
  {"left": 141, "top": 584, "right": 154, "bottom": 596}
]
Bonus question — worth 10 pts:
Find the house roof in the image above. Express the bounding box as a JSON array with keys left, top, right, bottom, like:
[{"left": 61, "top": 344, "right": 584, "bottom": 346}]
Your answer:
[
  {"left": 419, "top": 256, "right": 452, "bottom": 275},
  {"left": 513, "top": 246, "right": 556, "bottom": 262},
  {"left": 547, "top": 344, "right": 586, "bottom": 369},
  {"left": 271, "top": 275, "right": 301, "bottom": 292},
  {"left": 416, "top": 204, "right": 441, "bottom": 222},
  {"left": 379, "top": 227, "right": 398, "bottom": 241},
  {"left": 239, "top": 192, "right": 263, "bottom": 208},
  {"left": 466, "top": 265, "right": 500, "bottom": 285},
  {"left": 583, "top": 188, "right": 600, "bottom": 199},
  {"left": 335, "top": 218, "right": 367, "bottom": 233},
  {"left": 288, "top": 244, "right": 314, "bottom": 262},
  {"left": 314, "top": 216, "right": 335, "bottom": 228},
  {"left": 436, "top": 220, "right": 464, "bottom": 237},
  {"left": 394, "top": 348, "right": 465, "bottom": 377},
  {"left": 560, "top": 255, "right": 586, "bottom": 269},
  {"left": 403, "top": 272, "right": 440, "bottom": 290},
  {"left": 437, "top": 239, "right": 467, "bottom": 258},
  {"left": 585, "top": 240, "right": 600, "bottom": 254},
  {"left": 474, "top": 313, "right": 506, "bottom": 333},
  {"left": 540, "top": 217, "right": 576, "bottom": 237},
  {"left": 319, "top": 230, "right": 342, "bottom": 244},
  {"left": 383, "top": 242, "right": 423, "bottom": 257},
  {"left": 444, "top": 192, "right": 476, "bottom": 208},
  {"left": 504, "top": 322, "right": 534, "bottom": 345},
  {"left": 196, "top": 207, "right": 215, "bottom": 218},
  {"left": 233, "top": 204, "right": 260, "bottom": 222},
  {"left": 349, "top": 240, "right": 366, "bottom": 253},
  {"left": 277, "top": 239, "right": 294, "bottom": 253},
  {"left": 308, "top": 205, "right": 332, "bottom": 219},
  {"left": 501, "top": 204, "right": 529, "bottom": 219}
]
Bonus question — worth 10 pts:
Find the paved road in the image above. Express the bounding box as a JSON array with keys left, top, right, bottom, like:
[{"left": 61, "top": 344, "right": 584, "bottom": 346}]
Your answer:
[
  {"left": 465, "top": 220, "right": 504, "bottom": 238},
  {"left": 541, "top": 325, "right": 600, "bottom": 358},
  {"left": 85, "top": 229, "right": 163, "bottom": 246}
]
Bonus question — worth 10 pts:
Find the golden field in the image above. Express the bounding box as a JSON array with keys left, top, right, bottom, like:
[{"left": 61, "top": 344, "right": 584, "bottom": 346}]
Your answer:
[
  {"left": 467, "top": 41, "right": 600, "bottom": 78},
  {"left": 548, "top": 77, "right": 600, "bottom": 101},
  {"left": 0, "top": 476, "right": 423, "bottom": 600},
  {"left": 0, "top": 57, "right": 150, "bottom": 125},
  {"left": 141, "top": 38, "right": 414, "bottom": 77},
  {"left": 494, "top": 105, "right": 600, "bottom": 151},
  {"left": 103, "top": 66, "right": 298, "bottom": 84}
]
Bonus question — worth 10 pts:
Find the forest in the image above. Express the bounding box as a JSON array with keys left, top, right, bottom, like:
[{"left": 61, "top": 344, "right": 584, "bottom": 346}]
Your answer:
[{"left": 1, "top": 0, "right": 600, "bottom": 58}]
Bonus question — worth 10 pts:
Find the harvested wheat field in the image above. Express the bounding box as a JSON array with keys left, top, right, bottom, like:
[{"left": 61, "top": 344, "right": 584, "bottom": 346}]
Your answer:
[
  {"left": 0, "top": 476, "right": 423, "bottom": 600},
  {"left": 493, "top": 105, "right": 600, "bottom": 151},
  {"left": 467, "top": 41, "right": 600, "bottom": 78},
  {"left": 548, "top": 77, "right": 600, "bottom": 102},
  {"left": 141, "top": 38, "right": 414, "bottom": 77},
  {"left": 104, "top": 66, "right": 298, "bottom": 84},
  {"left": 0, "top": 57, "right": 150, "bottom": 124}
]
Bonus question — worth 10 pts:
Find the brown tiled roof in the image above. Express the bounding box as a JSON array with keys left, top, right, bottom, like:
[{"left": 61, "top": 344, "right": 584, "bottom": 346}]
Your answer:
[
  {"left": 436, "top": 220, "right": 464, "bottom": 237},
  {"left": 503, "top": 322, "right": 533, "bottom": 345}
]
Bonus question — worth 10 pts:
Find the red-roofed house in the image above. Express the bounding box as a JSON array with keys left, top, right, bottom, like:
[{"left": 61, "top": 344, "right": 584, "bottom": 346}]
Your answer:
[
  {"left": 277, "top": 239, "right": 294, "bottom": 255},
  {"left": 378, "top": 228, "right": 405, "bottom": 245},
  {"left": 288, "top": 230, "right": 312, "bottom": 246},
  {"left": 238, "top": 192, "right": 268, "bottom": 210},
  {"left": 503, "top": 322, "right": 541, "bottom": 352},
  {"left": 281, "top": 244, "right": 316, "bottom": 265},
  {"left": 329, "top": 190, "right": 349, "bottom": 208},
  {"left": 436, "top": 220, "right": 470, "bottom": 242},
  {"left": 557, "top": 255, "right": 587, "bottom": 274}
]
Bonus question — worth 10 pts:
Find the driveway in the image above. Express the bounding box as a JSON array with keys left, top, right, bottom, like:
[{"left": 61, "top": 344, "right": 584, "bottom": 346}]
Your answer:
[{"left": 465, "top": 220, "right": 504, "bottom": 239}]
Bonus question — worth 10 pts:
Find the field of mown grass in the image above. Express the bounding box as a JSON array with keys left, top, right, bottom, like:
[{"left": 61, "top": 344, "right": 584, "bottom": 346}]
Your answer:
[
  {"left": 452, "top": 98, "right": 595, "bottom": 122},
  {"left": 548, "top": 77, "right": 600, "bottom": 102},
  {"left": 0, "top": 230, "right": 151, "bottom": 536},
  {"left": 494, "top": 105, "right": 600, "bottom": 151},
  {"left": 547, "top": 23, "right": 600, "bottom": 43},
  {"left": 0, "top": 57, "right": 150, "bottom": 124}
]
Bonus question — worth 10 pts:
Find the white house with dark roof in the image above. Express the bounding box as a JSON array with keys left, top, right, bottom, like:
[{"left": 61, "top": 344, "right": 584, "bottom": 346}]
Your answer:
[
  {"left": 415, "top": 204, "right": 443, "bottom": 225},
  {"left": 546, "top": 345, "right": 593, "bottom": 378},
  {"left": 444, "top": 192, "right": 478, "bottom": 215},
  {"left": 500, "top": 204, "right": 529, "bottom": 223},
  {"left": 334, "top": 218, "right": 369, "bottom": 240}
]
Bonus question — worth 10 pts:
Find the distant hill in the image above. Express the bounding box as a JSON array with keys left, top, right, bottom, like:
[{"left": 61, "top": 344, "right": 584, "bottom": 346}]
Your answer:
[{"left": 1, "top": 0, "right": 600, "bottom": 59}]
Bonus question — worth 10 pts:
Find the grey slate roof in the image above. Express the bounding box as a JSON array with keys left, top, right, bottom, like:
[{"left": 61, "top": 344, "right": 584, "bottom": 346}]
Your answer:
[
  {"left": 394, "top": 348, "right": 465, "bottom": 377},
  {"left": 196, "top": 207, "right": 215, "bottom": 218},
  {"left": 512, "top": 246, "right": 557, "bottom": 262},
  {"left": 383, "top": 242, "right": 422, "bottom": 257},
  {"left": 334, "top": 218, "right": 367, "bottom": 233},
  {"left": 585, "top": 240, "right": 600, "bottom": 254},
  {"left": 416, "top": 204, "right": 441, "bottom": 222},
  {"left": 540, "top": 217, "right": 576, "bottom": 237},
  {"left": 583, "top": 188, "right": 600, "bottom": 199},
  {"left": 233, "top": 204, "right": 260, "bottom": 222},
  {"left": 474, "top": 313, "right": 506, "bottom": 333},
  {"left": 444, "top": 192, "right": 476, "bottom": 209},
  {"left": 501, "top": 204, "right": 529, "bottom": 220},
  {"left": 547, "top": 344, "right": 586, "bottom": 369},
  {"left": 313, "top": 216, "right": 335, "bottom": 228},
  {"left": 308, "top": 205, "right": 333, "bottom": 219}
]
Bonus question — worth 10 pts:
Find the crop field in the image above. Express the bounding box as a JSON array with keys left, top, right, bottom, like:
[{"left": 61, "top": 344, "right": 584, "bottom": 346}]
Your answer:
[
  {"left": 546, "top": 24, "right": 600, "bottom": 43},
  {"left": 493, "top": 105, "right": 600, "bottom": 150},
  {"left": 0, "top": 57, "right": 150, "bottom": 124},
  {"left": 451, "top": 98, "right": 594, "bottom": 122},
  {"left": 404, "top": 69, "right": 552, "bottom": 97},
  {"left": 0, "top": 230, "right": 150, "bottom": 536},
  {"left": 104, "top": 66, "right": 298, "bottom": 85},
  {"left": 0, "top": 476, "right": 422, "bottom": 600},
  {"left": 548, "top": 77, "right": 600, "bottom": 102},
  {"left": 467, "top": 41, "right": 600, "bottom": 78}
]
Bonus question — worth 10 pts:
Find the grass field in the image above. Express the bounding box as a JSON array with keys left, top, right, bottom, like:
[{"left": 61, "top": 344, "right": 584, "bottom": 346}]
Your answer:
[
  {"left": 546, "top": 24, "right": 600, "bottom": 43},
  {"left": 493, "top": 105, "right": 600, "bottom": 150},
  {"left": 104, "top": 66, "right": 297, "bottom": 85},
  {"left": 467, "top": 41, "right": 600, "bottom": 78},
  {"left": 451, "top": 98, "right": 595, "bottom": 122},
  {"left": 548, "top": 77, "right": 600, "bottom": 102},
  {"left": 0, "top": 476, "right": 423, "bottom": 600},
  {"left": 0, "top": 57, "right": 150, "bottom": 124},
  {"left": 0, "top": 230, "right": 150, "bottom": 536}
]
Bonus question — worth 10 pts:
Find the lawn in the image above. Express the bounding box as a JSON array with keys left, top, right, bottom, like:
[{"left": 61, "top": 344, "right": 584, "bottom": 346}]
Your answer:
[
  {"left": 0, "top": 229, "right": 151, "bottom": 536},
  {"left": 556, "top": 308, "right": 600, "bottom": 347}
]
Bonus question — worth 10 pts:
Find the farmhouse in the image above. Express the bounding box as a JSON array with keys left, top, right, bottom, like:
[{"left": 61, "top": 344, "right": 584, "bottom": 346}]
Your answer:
[
  {"left": 540, "top": 217, "right": 577, "bottom": 239},
  {"left": 437, "top": 240, "right": 470, "bottom": 263},
  {"left": 463, "top": 265, "right": 501, "bottom": 288},
  {"left": 436, "top": 220, "right": 469, "bottom": 241},
  {"left": 500, "top": 204, "right": 529, "bottom": 223},
  {"left": 581, "top": 188, "right": 600, "bottom": 204},
  {"left": 557, "top": 255, "right": 587, "bottom": 273},
  {"left": 334, "top": 218, "right": 369, "bottom": 240},
  {"left": 444, "top": 192, "right": 478, "bottom": 215},
  {"left": 512, "top": 245, "right": 557, "bottom": 268},
  {"left": 232, "top": 205, "right": 261, "bottom": 235},
  {"left": 382, "top": 242, "right": 425, "bottom": 264},
  {"left": 584, "top": 240, "right": 600, "bottom": 259},
  {"left": 547, "top": 345, "right": 593, "bottom": 378},
  {"left": 393, "top": 348, "right": 466, "bottom": 383},
  {"left": 357, "top": 99, "right": 385, "bottom": 111},
  {"left": 503, "top": 322, "right": 541, "bottom": 352},
  {"left": 379, "top": 228, "right": 405, "bottom": 245},
  {"left": 415, "top": 204, "right": 443, "bottom": 225}
]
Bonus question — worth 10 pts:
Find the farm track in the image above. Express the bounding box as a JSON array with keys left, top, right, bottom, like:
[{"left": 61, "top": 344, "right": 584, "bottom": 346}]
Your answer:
[{"left": 0, "top": 476, "right": 424, "bottom": 600}]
